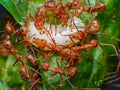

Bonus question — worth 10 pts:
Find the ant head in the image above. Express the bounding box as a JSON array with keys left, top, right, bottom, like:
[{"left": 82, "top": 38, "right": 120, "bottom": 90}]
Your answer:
[
  {"left": 61, "top": 13, "right": 69, "bottom": 18},
  {"left": 37, "top": 7, "right": 45, "bottom": 16},
  {"left": 90, "top": 39, "right": 98, "bottom": 48},
  {"left": 5, "top": 21, "right": 13, "bottom": 29},
  {"left": 96, "top": 2, "right": 106, "bottom": 12},
  {"left": 20, "top": 27, "right": 28, "bottom": 35},
  {"left": 40, "top": 39, "right": 47, "bottom": 44},
  {"left": 75, "top": 7, "right": 84, "bottom": 15},
  {"left": 33, "top": 37, "right": 47, "bottom": 49},
  {"left": 44, "top": 0, "right": 57, "bottom": 8},
  {"left": 34, "top": 19, "right": 44, "bottom": 30},
  {"left": 42, "top": 62, "right": 50, "bottom": 71},
  {"left": 68, "top": 67, "right": 78, "bottom": 77},
  {"left": 67, "top": 2, "right": 72, "bottom": 9},
  {"left": 91, "top": 20, "right": 98, "bottom": 25},
  {"left": 16, "top": 54, "right": 23, "bottom": 61},
  {"left": 91, "top": 20, "right": 100, "bottom": 28},
  {"left": 71, "top": 0, "right": 80, "bottom": 8},
  {"left": 26, "top": 53, "right": 34, "bottom": 60},
  {"left": 4, "top": 40, "right": 12, "bottom": 49}
]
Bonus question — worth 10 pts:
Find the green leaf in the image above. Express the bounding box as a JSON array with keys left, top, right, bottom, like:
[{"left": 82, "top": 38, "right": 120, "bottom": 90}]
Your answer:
[
  {"left": 0, "top": 0, "right": 24, "bottom": 25},
  {"left": 0, "top": 81, "right": 11, "bottom": 90}
]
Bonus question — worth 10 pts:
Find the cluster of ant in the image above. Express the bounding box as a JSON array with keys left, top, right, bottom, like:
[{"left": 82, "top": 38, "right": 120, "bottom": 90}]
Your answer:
[{"left": 0, "top": 0, "right": 106, "bottom": 89}]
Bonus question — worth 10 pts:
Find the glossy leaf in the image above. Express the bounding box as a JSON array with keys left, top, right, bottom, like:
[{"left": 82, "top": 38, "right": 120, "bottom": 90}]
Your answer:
[{"left": 0, "top": 0, "right": 24, "bottom": 25}]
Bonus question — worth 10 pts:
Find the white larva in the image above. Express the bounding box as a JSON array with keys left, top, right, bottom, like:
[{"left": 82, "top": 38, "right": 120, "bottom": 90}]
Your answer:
[{"left": 26, "top": 16, "right": 84, "bottom": 47}]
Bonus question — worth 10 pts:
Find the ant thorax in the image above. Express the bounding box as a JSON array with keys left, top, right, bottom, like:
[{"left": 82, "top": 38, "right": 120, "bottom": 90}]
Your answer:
[{"left": 26, "top": 16, "right": 85, "bottom": 48}]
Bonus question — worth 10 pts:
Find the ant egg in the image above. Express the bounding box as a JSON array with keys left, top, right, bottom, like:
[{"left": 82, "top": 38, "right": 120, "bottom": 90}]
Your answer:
[{"left": 26, "top": 16, "right": 84, "bottom": 48}]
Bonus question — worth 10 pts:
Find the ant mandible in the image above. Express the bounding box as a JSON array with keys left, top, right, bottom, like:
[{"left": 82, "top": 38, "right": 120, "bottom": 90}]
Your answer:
[{"left": 33, "top": 37, "right": 47, "bottom": 49}]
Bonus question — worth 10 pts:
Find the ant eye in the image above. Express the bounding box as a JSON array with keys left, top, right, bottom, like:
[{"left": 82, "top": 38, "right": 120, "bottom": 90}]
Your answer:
[
  {"left": 40, "top": 39, "right": 44, "bottom": 42},
  {"left": 74, "top": 3, "right": 77, "bottom": 6},
  {"left": 78, "top": 30, "right": 81, "bottom": 32},
  {"left": 74, "top": 2, "right": 77, "bottom": 6}
]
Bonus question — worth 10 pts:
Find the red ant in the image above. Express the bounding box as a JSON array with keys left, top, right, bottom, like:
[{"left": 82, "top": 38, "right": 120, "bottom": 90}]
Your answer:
[
  {"left": 34, "top": 15, "right": 45, "bottom": 31},
  {"left": 44, "top": 0, "right": 57, "bottom": 10},
  {"left": 74, "top": 39, "right": 98, "bottom": 51},
  {"left": 20, "top": 64, "right": 42, "bottom": 90},
  {"left": 14, "top": 54, "right": 42, "bottom": 89},
  {"left": 60, "top": 12, "right": 69, "bottom": 27},
  {"left": 57, "top": 40, "right": 97, "bottom": 67},
  {"left": 0, "top": 42, "right": 10, "bottom": 57},
  {"left": 60, "top": 30, "right": 84, "bottom": 45},
  {"left": 20, "top": 33, "right": 35, "bottom": 48},
  {"left": 44, "top": 0, "right": 68, "bottom": 34},
  {"left": 67, "top": 0, "right": 83, "bottom": 9},
  {"left": 19, "top": 62, "right": 41, "bottom": 89},
  {"left": 42, "top": 59, "right": 65, "bottom": 87},
  {"left": 46, "top": 44, "right": 81, "bottom": 67},
  {"left": 42, "top": 61, "right": 64, "bottom": 75},
  {"left": 33, "top": 37, "right": 47, "bottom": 49},
  {"left": 85, "top": 2, "right": 106, "bottom": 14},
  {"left": 4, "top": 16, "right": 29, "bottom": 37},
  {"left": 29, "top": 68, "right": 42, "bottom": 90},
  {"left": 74, "top": 6, "right": 85, "bottom": 17},
  {"left": 19, "top": 61, "right": 31, "bottom": 82},
  {"left": 42, "top": 61, "right": 78, "bottom": 88},
  {"left": 66, "top": 19, "right": 100, "bottom": 45},
  {"left": 86, "top": 20, "right": 100, "bottom": 34},
  {"left": 3, "top": 35, "right": 18, "bottom": 55},
  {"left": 3, "top": 16, "right": 17, "bottom": 35},
  {"left": 67, "top": 0, "right": 106, "bottom": 16},
  {"left": 26, "top": 52, "right": 38, "bottom": 67},
  {"left": 5, "top": 21, "right": 16, "bottom": 34},
  {"left": 19, "top": 24, "right": 29, "bottom": 35}
]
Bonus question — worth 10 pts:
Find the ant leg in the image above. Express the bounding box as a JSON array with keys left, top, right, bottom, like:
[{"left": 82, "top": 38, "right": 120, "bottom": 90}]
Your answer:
[
  {"left": 101, "top": 44, "right": 120, "bottom": 82},
  {"left": 13, "top": 54, "right": 24, "bottom": 66},
  {"left": 48, "top": 73, "right": 57, "bottom": 80},
  {"left": 59, "top": 32, "right": 75, "bottom": 45},
  {"left": 105, "top": 30, "right": 120, "bottom": 42},
  {"left": 64, "top": 71, "right": 75, "bottom": 90},
  {"left": 87, "top": 0, "right": 92, "bottom": 13},
  {"left": 29, "top": 78, "right": 41, "bottom": 90},
  {"left": 27, "top": 66, "right": 43, "bottom": 77},
  {"left": 56, "top": 58, "right": 64, "bottom": 86},
  {"left": 46, "top": 29, "right": 56, "bottom": 45},
  {"left": 81, "top": 35, "right": 86, "bottom": 46},
  {"left": 106, "top": 77, "right": 120, "bottom": 85},
  {"left": 90, "top": 12, "right": 98, "bottom": 23},
  {"left": 54, "top": 16, "right": 57, "bottom": 36},
  {"left": 104, "top": 64, "right": 120, "bottom": 79}
]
